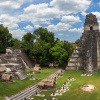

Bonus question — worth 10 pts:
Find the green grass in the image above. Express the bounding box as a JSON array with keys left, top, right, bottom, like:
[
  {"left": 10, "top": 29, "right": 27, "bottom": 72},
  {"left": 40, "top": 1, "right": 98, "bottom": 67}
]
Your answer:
[
  {"left": 33, "top": 70, "right": 100, "bottom": 100},
  {"left": 0, "top": 68, "right": 57, "bottom": 100}
]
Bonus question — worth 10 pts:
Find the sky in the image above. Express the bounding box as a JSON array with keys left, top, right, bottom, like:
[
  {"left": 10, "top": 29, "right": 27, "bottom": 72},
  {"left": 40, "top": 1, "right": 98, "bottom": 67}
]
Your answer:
[{"left": 0, "top": 0, "right": 100, "bottom": 42}]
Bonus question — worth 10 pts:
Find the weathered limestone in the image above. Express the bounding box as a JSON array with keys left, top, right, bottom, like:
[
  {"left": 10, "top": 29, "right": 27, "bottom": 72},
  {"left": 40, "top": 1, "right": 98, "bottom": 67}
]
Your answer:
[
  {"left": 0, "top": 47, "right": 34, "bottom": 80},
  {"left": 66, "top": 13, "right": 100, "bottom": 72},
  {"left": 0, "top": 47, "right": 33, "bottom": 68},
  {"left": 66, "top": 46, "right": 80, "bottom": 70}
]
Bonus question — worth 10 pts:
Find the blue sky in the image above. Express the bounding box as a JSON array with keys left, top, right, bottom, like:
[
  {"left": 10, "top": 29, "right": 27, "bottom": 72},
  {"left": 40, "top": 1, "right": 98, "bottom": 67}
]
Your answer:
[{"left": 0, "top": 0, "right": 100, "bottom": 42}]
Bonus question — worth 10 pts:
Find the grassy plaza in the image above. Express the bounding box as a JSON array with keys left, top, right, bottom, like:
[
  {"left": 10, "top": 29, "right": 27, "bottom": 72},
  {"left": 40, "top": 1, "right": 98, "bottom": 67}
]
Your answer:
[
  {"left": 0, "top": 68, "right": 57, "bottom": 100},
  {"left": 1, "top": 68, "right": 100, "bottom": 100},
  {"left": 33, "top": 70, "right": 100, "bottom": 100}
]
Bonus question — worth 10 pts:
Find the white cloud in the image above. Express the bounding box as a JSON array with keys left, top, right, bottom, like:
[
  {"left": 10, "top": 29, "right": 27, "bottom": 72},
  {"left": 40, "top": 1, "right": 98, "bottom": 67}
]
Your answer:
[
  {"left": 34, "top": 25, "right": 41, "bottom": 29},
  {"left": 10, "top": 29, "right": 26, "bottom": 40},
  {"left": 20, "top": 3, "right": 62, "bottom": 25},
  {"left": 3, "top": 22, "right": 19, "bottom": 30},
  {"left": 0, "top": 14, "right": 19, "bottom": 30},
  {"left": 47, "top": 23, "right": 71, "bottom": 32},
  {"left": 0, "top": 14, "right": 20, "bottom": 23},
  {"left": 19, "top": 0, "right": 91, "bottom": 30},
  {"left": 0, "top": 0, "right": 93, "bottom": 41},
  {"left": 47, "top": 25, "right": 56, "bottom": 32},
  {"left": 24, "top": 25, "right": 33, "bottom": 31},
  {"left": 0, "top": 0, "right": 24, "bottom": 12},
  {"left": 69, "top": 28, "right": 83, "bottom": 33},
  {"left": 50, "top": 0, "right": 91, "bottom": 14},
  {"left": 92, "top": 12, "right": 100, "bottom": 19},
  {"left": 0, "top": 14, "right": 25, "bottom": 40},
  {"left": 81, "top": 12, "right": 87, "bottom": 16},
  {"left": 18, "top": 0, "right": 91, "bottom": 34},
  {"left": 24, "top": 3, "right": 48, "bottom": 13},
  {"left": 56, "top": 23, "right": 71, "bottom": 31},
  {"left": 61, "top": 15, "right": 81, "bottom": 24},
  {"left": 36, "top": 8, "right": 61, "bottom": 19},
  {"left": 22, "top": 0, "right": 90, "bottom": 25},
  {"left": 24, "top": 3, "right": 61, "bottom": 18}
]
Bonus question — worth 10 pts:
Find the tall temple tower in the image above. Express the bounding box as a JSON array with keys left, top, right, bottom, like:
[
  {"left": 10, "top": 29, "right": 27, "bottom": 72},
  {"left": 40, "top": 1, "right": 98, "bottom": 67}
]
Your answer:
[{"left": 66, "top": 13, "right": 100, "bottom": 72}]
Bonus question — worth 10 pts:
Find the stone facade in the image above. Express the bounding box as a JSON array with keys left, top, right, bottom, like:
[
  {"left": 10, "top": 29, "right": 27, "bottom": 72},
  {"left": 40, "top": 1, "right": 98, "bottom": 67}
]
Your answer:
[
  {"left": 0, "top": 47, "right": 33, "bottom": 68},
  {"left": 0, "top": 47, "right": 34, "bottom": 80},
  {"left": 66, "top": 13, "right": 100, "bottom": 72}
]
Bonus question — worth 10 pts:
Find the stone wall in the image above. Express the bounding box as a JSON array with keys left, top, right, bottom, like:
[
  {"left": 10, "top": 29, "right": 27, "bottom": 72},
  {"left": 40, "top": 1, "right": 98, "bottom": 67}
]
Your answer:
[{"left": 66, "top": 13, "right": 100, "bottom": 72}]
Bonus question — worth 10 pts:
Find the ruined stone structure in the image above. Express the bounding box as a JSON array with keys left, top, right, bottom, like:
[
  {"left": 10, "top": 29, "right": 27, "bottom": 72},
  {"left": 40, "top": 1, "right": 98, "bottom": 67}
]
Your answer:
[
  {"left": 0, "top": 47, "right": 34, "bottom": 80},
  {"left": 0, "top": 47, "right": 33, "bottom": 68},
  {"left": 66, "top": 13, "right": 100, "bottom": 72}
]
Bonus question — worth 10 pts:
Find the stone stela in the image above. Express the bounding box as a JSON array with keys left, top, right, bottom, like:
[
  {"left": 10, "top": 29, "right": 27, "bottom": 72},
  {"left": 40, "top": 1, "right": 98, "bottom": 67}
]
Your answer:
[{"left": 66, "top": 13, "right": 100, "bottom": 72}]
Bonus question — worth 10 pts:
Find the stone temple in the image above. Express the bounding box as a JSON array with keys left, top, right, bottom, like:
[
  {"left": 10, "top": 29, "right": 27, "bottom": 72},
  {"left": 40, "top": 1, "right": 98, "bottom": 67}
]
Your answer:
[
  {"left": 66, "top": 13, "right": 100, "bottom": 72},
  {"left": 0, "top": 47, "right": 34, "bottom": 80}
]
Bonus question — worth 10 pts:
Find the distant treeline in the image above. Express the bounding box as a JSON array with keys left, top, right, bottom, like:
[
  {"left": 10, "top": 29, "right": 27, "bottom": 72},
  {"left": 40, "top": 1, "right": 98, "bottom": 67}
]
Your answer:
[{"left": 0, "top": 24, "right": 77, "bottom": 68}]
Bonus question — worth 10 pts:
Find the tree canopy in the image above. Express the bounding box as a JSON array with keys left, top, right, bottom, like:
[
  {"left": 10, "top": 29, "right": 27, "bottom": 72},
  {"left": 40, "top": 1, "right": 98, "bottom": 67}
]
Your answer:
[
  {"left": 10, "top": 38, "right": 21, "bottom": 48},
  {"left": 0, "top": 24, "right": 12, "bottom": 53},
  {"left": 49, "top": 40, "right": 68, "bottom": 66},
  {"left": 21, "top": 32, "right": 36, "bottom": 57},
  {"left": 0, "top": 25, "right": 76, "bottom": 68},
  {"left": 34, "top": 27, "right": 54, "bottom": 44},
  {"left": 32, "top": 40, "right": 51, "bottom": 65}
]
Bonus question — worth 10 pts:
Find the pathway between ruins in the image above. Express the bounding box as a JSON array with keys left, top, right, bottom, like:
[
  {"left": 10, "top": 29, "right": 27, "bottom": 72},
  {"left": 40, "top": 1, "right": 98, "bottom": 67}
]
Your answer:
[{"left": 6, "top": 70, "right": 61, "bottom": 100}]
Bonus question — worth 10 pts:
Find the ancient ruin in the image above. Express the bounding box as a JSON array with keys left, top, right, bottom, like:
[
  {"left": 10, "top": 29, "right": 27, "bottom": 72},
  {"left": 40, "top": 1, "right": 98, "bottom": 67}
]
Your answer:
[
  {"left": 0, "top": 47, "right": 34, "bottom": 80},
  {"left": 37, "top": 77, "right": 56, "bottom": 89},
  {"left": 33, "top": 64, "right": 41, "bottom": 73},
  {"left": 66, "top": 13, "right": 100, "bottom": 72}
]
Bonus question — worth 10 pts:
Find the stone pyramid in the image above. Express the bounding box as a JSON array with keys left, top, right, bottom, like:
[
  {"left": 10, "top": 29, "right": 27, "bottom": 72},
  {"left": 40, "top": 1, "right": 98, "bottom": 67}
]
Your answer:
[{"left": 66, "top": 13, "right": 100, "bottom": 72}]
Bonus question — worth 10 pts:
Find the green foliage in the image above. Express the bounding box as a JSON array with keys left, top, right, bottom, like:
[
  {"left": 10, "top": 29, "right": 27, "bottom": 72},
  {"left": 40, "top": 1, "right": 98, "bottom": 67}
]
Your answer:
[
  {"left": 0, "top": 23, "right": 76, "bottom": 67},
  {"left": 66, "top": 42, "right": 76, "bottom": 59},
  {"left": 21, "top": 32, "right": 35, "bottom": 57},
  {"left": 33, "top": 27, "right": 54, "bottom": 44},
  {"left": 22, "top": 32, "right": 35, "bottom": 50},
  {"left": 0, "top": 24, "right": 12, "bottom": 53},
  {"left": 20, "top": 27, "right": 74, "bottom": 67},
  {"left": 32, "top": 40, "right": 51, "bottom": 65},
  {"left": 10, "top": 38, "right": 21, "bottom": 48},
  {"left": 27, "top": 28, "right": 55, "bottom": 66},
  {"left": 49, "top": 40, "right": 68, "bottom": 66},
  {"left": 25, "top": 68, "right": 31, "bottom": 74}
]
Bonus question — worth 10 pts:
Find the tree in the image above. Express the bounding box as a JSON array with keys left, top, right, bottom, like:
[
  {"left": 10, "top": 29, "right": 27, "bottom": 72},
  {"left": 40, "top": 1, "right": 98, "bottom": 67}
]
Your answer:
[
  {"left": 29, "top": 27, "right": 55, "bottom": 66},
  {"left": 21, "top": 32, "right": 35, "bottom": 56},
  {"left": 0, "top": 24, "right": 12, "bottom": 53},
  {"left": 33, "top": 27, "right": 54, "bottom": 44},
  {"left": 75, "top": 39, "right": 80, "bottom": 44},
  {"left": 64, "top": 41, "right": 75, "bottom": 56},
  {"left": 21, "top": 27, "right": 75, "bottom": 67},
  {"left": 10, "top": 38, "right": 21, "bottom": 48},
  {"left": 32, "top": 40, "right": 51, "bottom": 65},
  {"left": 49, "top": 40, "right": 68, "bottom": 66}
]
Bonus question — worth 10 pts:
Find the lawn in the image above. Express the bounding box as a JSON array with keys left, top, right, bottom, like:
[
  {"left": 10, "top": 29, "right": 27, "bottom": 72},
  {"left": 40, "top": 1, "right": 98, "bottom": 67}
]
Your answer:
[
  {"left": 0, "top": 68, "right": 57, "bottom": 100},
  {"left": 33, "top": 70, "right": 100, "bottom": 100}
]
